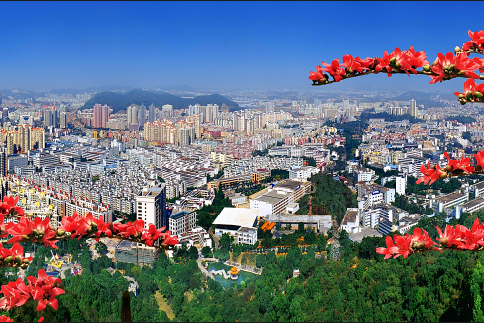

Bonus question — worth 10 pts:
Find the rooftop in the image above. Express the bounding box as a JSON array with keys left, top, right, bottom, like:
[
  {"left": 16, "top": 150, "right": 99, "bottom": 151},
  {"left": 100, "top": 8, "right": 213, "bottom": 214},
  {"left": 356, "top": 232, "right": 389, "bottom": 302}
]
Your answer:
[
  {"left": 461, "top": 198, "right": 484, "bottom": 209},
  {"left": 212, "top": 207, "right": 259, "bottom": 228},
  {"left": 436, "top": 192, "right": 466, "bottom": 203}
]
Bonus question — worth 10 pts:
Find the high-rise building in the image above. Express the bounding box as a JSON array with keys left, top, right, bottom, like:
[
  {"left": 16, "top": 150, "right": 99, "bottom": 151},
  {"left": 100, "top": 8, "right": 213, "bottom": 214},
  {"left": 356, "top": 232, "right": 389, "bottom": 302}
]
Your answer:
[
  {"left": 136, "top": 185, "right": 167, "bottom": 232},
  {"left": 396, "top": 176, "right": 406, "bottom": 196},
  {"left": 265, "top": 101, "right": 274, "bottom": 113},
  {"left": 149, "top": 104, "right": 156, "bottom": 123},
  {"left": 139, "top": 104, "right": 146, "bottom": 130},
  {"left": 127, "top": 105, "right": 139, "bottom": 128},
  {"left": 60, "top": 112, "right": 68, "bottom": 129},
  {"left": 410, "top": 99, "right": 418, "bottom": 118},
  {"left": 0, "top": 148, "right": 6, "bottom": 178},
  {"left": 44, "top": 109, "right": 54, "bottom": 127},
  {"left": 343, "top": 99, "right": 350, "bottom": 109},
  {"left": 92, "top": 104, "right": 110, "bottom": 128}
]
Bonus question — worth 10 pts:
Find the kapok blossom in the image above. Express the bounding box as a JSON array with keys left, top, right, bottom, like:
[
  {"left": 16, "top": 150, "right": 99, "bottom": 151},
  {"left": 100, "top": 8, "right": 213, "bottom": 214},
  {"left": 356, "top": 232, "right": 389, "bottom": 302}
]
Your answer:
[
  {"left": 7, "top": 217, "right": 58, "bottom": 249},
  {"left": 416, "top": 160, "right": 444, "bottom": 185}
]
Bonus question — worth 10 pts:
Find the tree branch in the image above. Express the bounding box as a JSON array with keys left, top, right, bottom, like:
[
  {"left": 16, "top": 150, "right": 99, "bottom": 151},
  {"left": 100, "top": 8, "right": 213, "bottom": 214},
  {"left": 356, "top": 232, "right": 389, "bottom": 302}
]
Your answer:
[{"left": 312, "top": 69, "right": 484, "bottom": 86}]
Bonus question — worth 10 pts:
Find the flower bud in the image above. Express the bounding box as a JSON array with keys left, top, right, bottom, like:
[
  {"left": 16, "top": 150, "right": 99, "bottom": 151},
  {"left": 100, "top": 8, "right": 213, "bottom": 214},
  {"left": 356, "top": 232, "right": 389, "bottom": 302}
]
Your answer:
[
  {"left": 395, "top": 62, "right": 401, "bottom": 69},
  {"left": 22, "top": 259, "right": 30, "bottom": 264},
  {"left": 4, "top": 256, "right": 13, "bottom": 264},
  {"left": 33, "top": 229, "right": 39, "bottom": 237},
  {"left": 454, "top": 46, "right": 461, "bottom": 54},
  {"left": 57, "top": 229, "right": 65, "bottom": 236},
  {"left": 440, "top": 172, "right": 447, "bottom": 179},
  {"left": 91, "top": 222, "right": 98, "bottom": 230},
  {"left": 134, "top": 232, "right": 142, "bottom": 239},
  {"left": 467, "top": 92, "right": 474, "bottom": 100},
  {"left": 423, "top": 64, "right": 431, "bottom": 72},
  {"left": 20, "top": 264, "right": 28, "bottom": 269},
  {"left": 14, "top": 256, "right": 21, "bottom": 265},
  {"left": 477, "top": 165, "right": 483, "bottom": 172},
  {"left": 440, "top": 237, "right": 448, "bottom": 247},
  {"left": 390, "top": 57, "right": 397, "bottom": 65},
  {"left": 445, "top": 164, "right": 453, "bottom": 172},
  {"left": 458, "top": 94, "right": 465, "bottom": 99},
  {"left": 476, "top": 91, "right": 483, "bottom": 99},
  {"left": 86, "top": 228, "right": 93, "bottom": 234}
]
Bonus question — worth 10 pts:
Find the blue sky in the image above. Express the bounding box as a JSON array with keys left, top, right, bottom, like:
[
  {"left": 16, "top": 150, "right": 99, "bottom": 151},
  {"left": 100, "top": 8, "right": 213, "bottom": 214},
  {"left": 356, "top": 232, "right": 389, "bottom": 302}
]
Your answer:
[{"left": 1, "top": 1, "right": 483, "bottom": 91}]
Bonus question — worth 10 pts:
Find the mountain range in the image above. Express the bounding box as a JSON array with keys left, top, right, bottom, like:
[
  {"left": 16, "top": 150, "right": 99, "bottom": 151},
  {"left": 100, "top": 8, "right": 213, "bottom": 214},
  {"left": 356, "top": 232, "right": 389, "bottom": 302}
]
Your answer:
[{"left": 80, "top": 89, "right": 240, "bottom": 112}]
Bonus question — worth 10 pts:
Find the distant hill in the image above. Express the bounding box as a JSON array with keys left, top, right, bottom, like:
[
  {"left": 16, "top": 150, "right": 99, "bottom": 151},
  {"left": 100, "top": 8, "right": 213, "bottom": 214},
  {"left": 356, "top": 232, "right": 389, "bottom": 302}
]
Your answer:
[
  {"left": 390, "top": 91, "right": 442, "bottom": 108},
  {"left": 80, "top": 89, "right": 240, "bottom": 112}
]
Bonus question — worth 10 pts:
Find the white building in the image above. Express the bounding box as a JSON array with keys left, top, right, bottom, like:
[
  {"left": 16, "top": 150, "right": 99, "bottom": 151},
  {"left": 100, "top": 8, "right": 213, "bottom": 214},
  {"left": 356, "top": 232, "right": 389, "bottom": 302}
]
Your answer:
[
  {"left": 212, "top": 207, "right": 258, "bottom": 245},
  {"left": 169, "top": 210, "right": 197, "bottom": 236},
  {"left": 288, "top": 166, "right": 319, "bottom": 181},
  {"left": 396, "top": 176, "right": 406, "bottom": 196},
  {"left": 354, "top": 168, "right": 376, "bottom": 183},
  {"left": 136, "top": 185, "right": 167, "bottom": 232}
]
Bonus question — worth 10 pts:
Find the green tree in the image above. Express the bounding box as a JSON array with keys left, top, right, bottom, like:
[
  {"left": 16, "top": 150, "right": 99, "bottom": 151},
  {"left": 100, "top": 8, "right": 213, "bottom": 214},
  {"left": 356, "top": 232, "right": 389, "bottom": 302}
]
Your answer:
[
  {"left": 201, "top": 246, "right": 212, "bottom": 258},
  {"left": 95, "top": 241, "right": 108, "bottom": 256}
]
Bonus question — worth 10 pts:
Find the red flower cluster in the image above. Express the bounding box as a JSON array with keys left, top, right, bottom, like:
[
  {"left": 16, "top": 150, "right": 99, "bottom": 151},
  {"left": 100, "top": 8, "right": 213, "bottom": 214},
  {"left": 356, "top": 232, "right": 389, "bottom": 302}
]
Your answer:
[
  {"left": 463, "top": 30, "right": 484, "bottom": 53},
  {"left": 376, "top": 228, "right": 436, "bottom": 259},
  {"left": 436, "top": 218, "right": 484, "bottom": 251},
  {"left": 321, "top": 59, "right": 346, "bottom": 82},
  {"left": 59, "top": 212, "right": 112, "bottom": 241},
  {"left": 0, "top": 243, "right": 32, "bottom": 268},
  {"left": 0, "top": 196, "right": 24, "bottom": 219},
  {"left": 454, "top": 78, "right": 484, "bottom": 103},
  {"left": 0, "top": 269, "right": 64, "bottom": 312},
  {"left": 416, "top": 151, "right": 478, "bottom": 186},
  {"left": 416, "top": 160, "right": 445, "bottom": 185},
  {"left": 113, "top": 220, "right": 178, "bottom": 247},
  {"left": 309, "top": 46, "right": 428, "bottom": 82},
  {"left": 375, "top": 46, "right": 428, "bottom": 76},
  {"left": 7, "top": 217, "right": 58, "bottom": 249},
  {"left": 342, "top": 55, "right": 374, "bottom": 74},
  {"left": 429, "top": 51, "right": 480, "bottom": 84}
]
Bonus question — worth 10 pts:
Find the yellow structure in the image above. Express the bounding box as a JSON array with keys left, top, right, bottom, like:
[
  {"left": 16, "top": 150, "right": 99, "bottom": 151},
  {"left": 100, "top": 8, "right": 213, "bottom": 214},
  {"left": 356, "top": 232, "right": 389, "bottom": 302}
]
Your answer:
[{"left": 229, "top": 266, "right": 239, "bottom": 280}]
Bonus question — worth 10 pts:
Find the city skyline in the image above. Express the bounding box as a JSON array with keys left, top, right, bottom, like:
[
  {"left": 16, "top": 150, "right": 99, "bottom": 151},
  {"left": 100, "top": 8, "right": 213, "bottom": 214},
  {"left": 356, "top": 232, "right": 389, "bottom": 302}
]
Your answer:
[{"left": 1, "top": 1, "right": 483, "bottom": 91}]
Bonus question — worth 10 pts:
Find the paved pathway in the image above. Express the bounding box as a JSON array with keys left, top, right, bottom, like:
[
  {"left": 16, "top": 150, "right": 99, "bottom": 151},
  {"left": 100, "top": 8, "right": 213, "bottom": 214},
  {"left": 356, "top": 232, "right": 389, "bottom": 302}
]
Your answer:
[{"left": 197, "top": 257, "right": 218, "bottom": 280}]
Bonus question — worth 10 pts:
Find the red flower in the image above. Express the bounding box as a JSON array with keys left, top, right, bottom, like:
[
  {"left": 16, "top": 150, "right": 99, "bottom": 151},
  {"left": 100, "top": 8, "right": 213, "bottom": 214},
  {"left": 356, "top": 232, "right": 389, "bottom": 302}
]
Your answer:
[
  {"left": 436, "top": 225, "right": 456, "bottom": 247},
  {"left": 114, "top": 220, "right": 145, "bottom": 239},
  {"left": 376, "top": 236, "right": 399, "bottom": 259},
  {"left": 465, "top": 30, "right": 484, "bottom": 51},
  {"left": 454, "top": 78, "right": 484, "bottom": 101},
  {"left": 475, "top": 150, "right": 484, "bottom": 170},
  {"left": 0, "top": 278, "right": 31, "bottom": 311},
  {"left": 321, "top": 59, "right": 346, "bottom": 82},
  {"left": 308, "top": 65, "right": 326, "bottom": 82},
  {"left": 444, "top": 151, "right": 474, "bottom": 173},
  {"left": 7, "top": 217, "right": 58, "bottom": 249},
  {"left": 342, "top": 55, "right": 373, "bottom": 74},
  {"left": 375, "top": 50, "right": 393, "bottom": 76},
  {"left": 59, "top": 212, "right": 88, "bottom": 240},
  {"left": 0, "top": 315, "right": 13, "bottom": 322},
  {"left": 161, "top": 230, "right": 178, "bottom": 247},
  {"left": 416, "top": 160, "right": 444, "bottom": 185},
  {"left": 32, "top": 284, "right": 64, "bottom": 311},
  {"left": 141, "top": 224, "right": 164, "bottom": 247},
  {"left": 3, "top": 196, "right": 18, "bottom": 208},
  {"left": 430, "top": 52, "right": 480, "bottom": 84}
]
